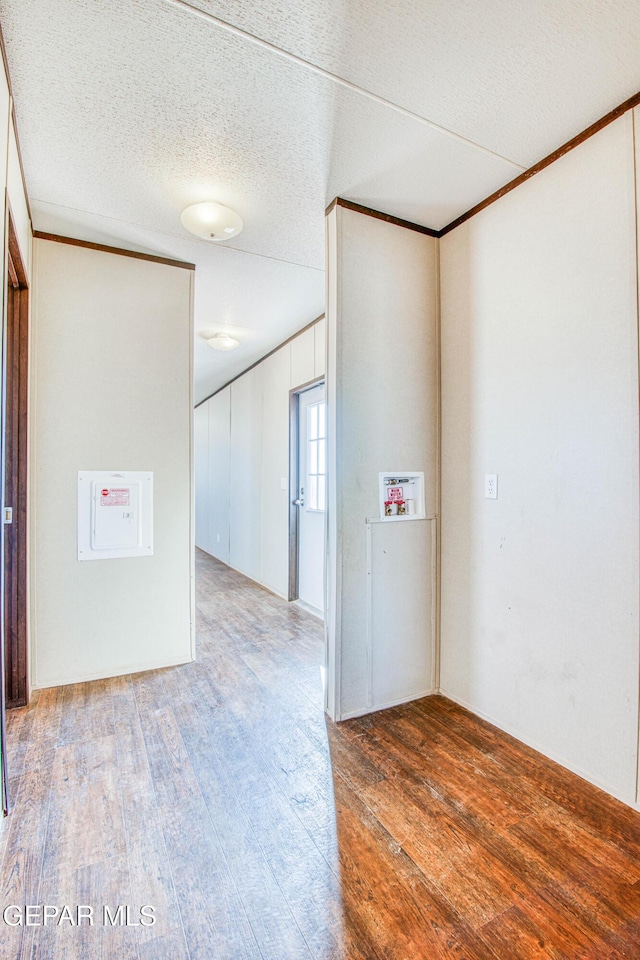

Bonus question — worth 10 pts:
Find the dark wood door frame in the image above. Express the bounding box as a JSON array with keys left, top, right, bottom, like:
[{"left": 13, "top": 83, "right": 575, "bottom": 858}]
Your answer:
[{"left": 3, "top": 212, "right": 29, "bottom": 712}]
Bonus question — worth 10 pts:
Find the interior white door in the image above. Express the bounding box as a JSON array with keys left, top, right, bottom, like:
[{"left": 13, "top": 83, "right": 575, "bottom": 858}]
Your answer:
[{"left": 297, "top": 383, "right": 326, "bottom": 615}]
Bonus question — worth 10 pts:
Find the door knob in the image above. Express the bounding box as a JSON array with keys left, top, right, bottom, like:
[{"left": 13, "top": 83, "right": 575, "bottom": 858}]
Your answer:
[{"left": 294, "top": 498, "right": 304, "bottom": 506}]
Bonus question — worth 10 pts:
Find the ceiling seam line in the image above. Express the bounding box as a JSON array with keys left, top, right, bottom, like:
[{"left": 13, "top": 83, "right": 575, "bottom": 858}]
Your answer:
[
  {"left": 157, "top": 0, "right": 528, "bottom": 172},
  {"left": 29, "top": 198, "right": 325, "bottom": 272}
]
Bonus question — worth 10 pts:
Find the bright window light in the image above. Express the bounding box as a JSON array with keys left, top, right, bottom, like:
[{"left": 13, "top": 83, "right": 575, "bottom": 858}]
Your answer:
[{"left": 307, "top": 401, "right": 326, "bottom": 512}]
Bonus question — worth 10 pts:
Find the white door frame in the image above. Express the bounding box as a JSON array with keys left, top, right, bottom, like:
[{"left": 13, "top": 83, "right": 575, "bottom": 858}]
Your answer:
[{"left": 288, "top": 377, "right": 325, "bottom": 602}]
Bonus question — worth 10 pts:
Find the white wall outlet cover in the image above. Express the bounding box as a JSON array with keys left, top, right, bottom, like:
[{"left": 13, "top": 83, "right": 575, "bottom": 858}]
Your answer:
[
  {"left": 485, "top": 474, "right": 498, "bottom": 499},
  {"left": 78, "top": 470, "right": 153, "bottom": 560}
]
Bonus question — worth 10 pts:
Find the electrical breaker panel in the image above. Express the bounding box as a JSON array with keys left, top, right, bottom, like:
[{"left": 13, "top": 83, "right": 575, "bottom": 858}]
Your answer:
[
  {"left": 91, "top": 481, "right": 141, "bottom": 550},
  {"left": 78, "top": 471, "right": 153, "bottom": 560}
]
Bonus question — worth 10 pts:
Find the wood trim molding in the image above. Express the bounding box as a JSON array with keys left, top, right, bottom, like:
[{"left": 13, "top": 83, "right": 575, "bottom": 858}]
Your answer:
[
  {"left": 8, "top": 216, "right": 27, "bottom": 289},
  {"left": 33, "top": 231, "right": 196, "bottom": 270},
  {"left": 4, "top": 213, "right": 30, "bottom": 717},
  {"left": 326, "top": 197, "right": 439, "bottom": 238},
  {"left": 6, "top": 248, "right": 17, "bottom": 290},
  {"left": 329, "top": 89, "right": 640, "bottom": 240},
  {"left": 439, "top": 89, "right": 640, "bottom": 236},
  {"left": 290, "top": 374, "right": 325, "bottom": 395},
  {"left": 195, "top": 314, "right": 325, "bottom": 408}
]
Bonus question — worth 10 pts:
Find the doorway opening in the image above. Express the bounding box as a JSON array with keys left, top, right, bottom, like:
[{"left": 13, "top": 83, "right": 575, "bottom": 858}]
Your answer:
[
  {"left": 289, "top": 379, "right": 326, "bottom": 618},
  {"left": 3, "top": 215, "right": 29, "bottom": 711},
  {"left": 0, "top": 213, "right": 30, "bottom": 814}
]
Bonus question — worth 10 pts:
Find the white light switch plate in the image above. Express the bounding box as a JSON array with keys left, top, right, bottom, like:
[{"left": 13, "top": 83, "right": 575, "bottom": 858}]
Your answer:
[{"left": 485, "top": 474, "right": 498, "bottom": 499}]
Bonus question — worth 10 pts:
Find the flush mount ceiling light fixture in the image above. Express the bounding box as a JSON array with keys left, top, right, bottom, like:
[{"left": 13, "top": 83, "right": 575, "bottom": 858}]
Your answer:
[
  {"left": 206, "top": 333, "right": 240, "bottom": 351},
  {"left": 180, "top": 201, "right": 243, "bottom": 241}
]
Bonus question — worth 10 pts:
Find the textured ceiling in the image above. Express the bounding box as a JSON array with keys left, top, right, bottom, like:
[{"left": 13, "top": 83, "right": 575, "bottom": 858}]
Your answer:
[
  {"left": 184, "top": 0, "right": 640, "bottom": 166},
  {"left": 2, "top": 0, "right": 640, "bottom": 400}
]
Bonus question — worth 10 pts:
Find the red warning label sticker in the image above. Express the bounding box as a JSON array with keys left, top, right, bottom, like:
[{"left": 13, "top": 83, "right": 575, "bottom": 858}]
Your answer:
[
  {"left": 100, "top": 487, "right": 130, "bottom": 507},
  {"left": 387, "top": 486, "right": 404, "bottom": 502}
]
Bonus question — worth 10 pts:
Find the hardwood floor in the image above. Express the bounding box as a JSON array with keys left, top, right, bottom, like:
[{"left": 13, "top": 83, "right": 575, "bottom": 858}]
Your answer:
[{"left": 1, "top": 549, "right": 640, "bottom": 958}]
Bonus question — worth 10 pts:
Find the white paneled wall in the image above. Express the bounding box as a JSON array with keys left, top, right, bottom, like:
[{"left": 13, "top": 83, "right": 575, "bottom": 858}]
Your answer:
[
  {"left": 325, "top": 206, "right": 439, "bottom": 721},
  {"left": 194, "top": 403, "right": 210, "bottom": 553},
  {"left": 32, "top": 240, "right": 194, "bottom": 688},
  {"left": 261, "top": 346, "right": 292, "bottom": 595},
  {"left": 313, "top": 318, "right": 326, "bottom": 379},
  {"left": 0, "top": 75, "right": 10, "bottom": 256},
  {"left": 230, "top": 365, "right": 264, "bottom": 581},
  {"left": 195, "top": 320, "right": 324, "bottom": 598},
  {"left": 208, "top": 387, "right": 231, "bottom": 564},
  {"left": 0, "top": 66, "right": 31, "bottom": 817},
  {"left": 291, "top": 325, "right": 315, "bottom": 387},
  {"left": 440, "top": 115, "right": 640, "bottom": 807},
  {"left": 7, "top": 120, "right": 31, "bottom": 278}
]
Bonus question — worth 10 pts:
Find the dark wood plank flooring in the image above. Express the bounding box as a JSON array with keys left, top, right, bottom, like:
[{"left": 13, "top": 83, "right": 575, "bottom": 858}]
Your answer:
[{"left": 0, "top": 548, "right": 639, "bottom": 957}]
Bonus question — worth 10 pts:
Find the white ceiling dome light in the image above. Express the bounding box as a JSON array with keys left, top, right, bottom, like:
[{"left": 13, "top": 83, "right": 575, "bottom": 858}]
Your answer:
[
  {"left": 181, "top": 202, "right": 243, "bottom": 241},
  {"left": 206, "top": 333, "right": 240, "bottom": 351}
]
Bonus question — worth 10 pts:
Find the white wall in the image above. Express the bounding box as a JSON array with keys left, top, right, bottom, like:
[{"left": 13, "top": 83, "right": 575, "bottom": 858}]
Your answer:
[
  {"left": 291, "top": 325, "right": 315, "bottom": 387},
  {"left": 440, "top": 114, "right": 640, "bottom": 805},
  {"left": 230, "top": 364, "right": 264, "bottom": 582},
  {"left": 0, "top": 69, "right": 32, "bottom": 817},
  {"left": 31, "top": 239, "right": 194, "bottom": 688},
  {"left": 326, "top": 205, "right": 439, "bottom": 720},
  {"left": 7, "top": 118, "right": 31, "bottom": 280},
  {"left": 208, "top": 386, "right": 230, "bottom": 564},
  {"left": 0, "top": 75, "right": 10, "bottom": 247},
  {"left": 193, "top": 110, "right": 640, "bottom": 811},
  {"left": 194, "top": 402, "right": 210, "bottom": 552},
  {"left": 261, "top": 345, "right": 291, "bottom": 595},
  {"left": 194, "top": 319, "right": 324, "bottom": 598}
]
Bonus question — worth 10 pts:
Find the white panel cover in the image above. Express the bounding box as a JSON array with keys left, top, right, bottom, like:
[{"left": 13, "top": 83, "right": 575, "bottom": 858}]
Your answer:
[{"left": 78, "top": 471, "right": 153, "bottom": 560}]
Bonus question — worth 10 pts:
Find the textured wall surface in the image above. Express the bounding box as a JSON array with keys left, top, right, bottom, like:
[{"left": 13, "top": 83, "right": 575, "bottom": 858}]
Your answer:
[
  {"left": 440, "top": 116, "right": 640, "bottom": 805},
  {"left": 31, "top": 239, "right": 194, "bottom": 688},
  {"left": 326, "top": 205, "right": 438, "bottom": 719}
]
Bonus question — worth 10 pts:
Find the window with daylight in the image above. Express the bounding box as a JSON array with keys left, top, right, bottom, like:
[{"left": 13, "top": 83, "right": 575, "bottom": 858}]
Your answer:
[{"left": 307, "top": 401, "right": 326, "bottom": 511}]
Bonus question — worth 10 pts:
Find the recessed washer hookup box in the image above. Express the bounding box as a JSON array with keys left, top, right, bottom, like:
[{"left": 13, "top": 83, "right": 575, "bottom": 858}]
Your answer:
[{"left": 379, "top": 472, "right": 425, "bottom": 521}]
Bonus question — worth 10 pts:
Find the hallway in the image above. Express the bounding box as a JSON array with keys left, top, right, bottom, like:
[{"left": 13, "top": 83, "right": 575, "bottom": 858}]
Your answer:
[{"left": 1, "top": 550, "right": 640, "bottom": 958}]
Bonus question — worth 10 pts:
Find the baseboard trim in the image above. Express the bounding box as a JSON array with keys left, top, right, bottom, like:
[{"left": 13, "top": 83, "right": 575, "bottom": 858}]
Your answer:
[
  {"left": 196, "top": 548, "right": 289, "bottom": 602},
  {"left": 31, "top": 654, "right": 195, "bottom": 690},
  {"left": 439, "top": 687, "right": 640, "bottom": 812},
  {"left": 293, "top": 598, "right": 324, "bottom": 620},
  {"left": 338, "top": 687, "right": 437, "bottom": 722}
]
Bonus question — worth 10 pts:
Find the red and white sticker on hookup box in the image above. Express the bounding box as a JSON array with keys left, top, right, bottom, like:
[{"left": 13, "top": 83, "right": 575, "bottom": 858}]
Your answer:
[{"left": 100, "top": 487, "right": 130, "bottom": 507}]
